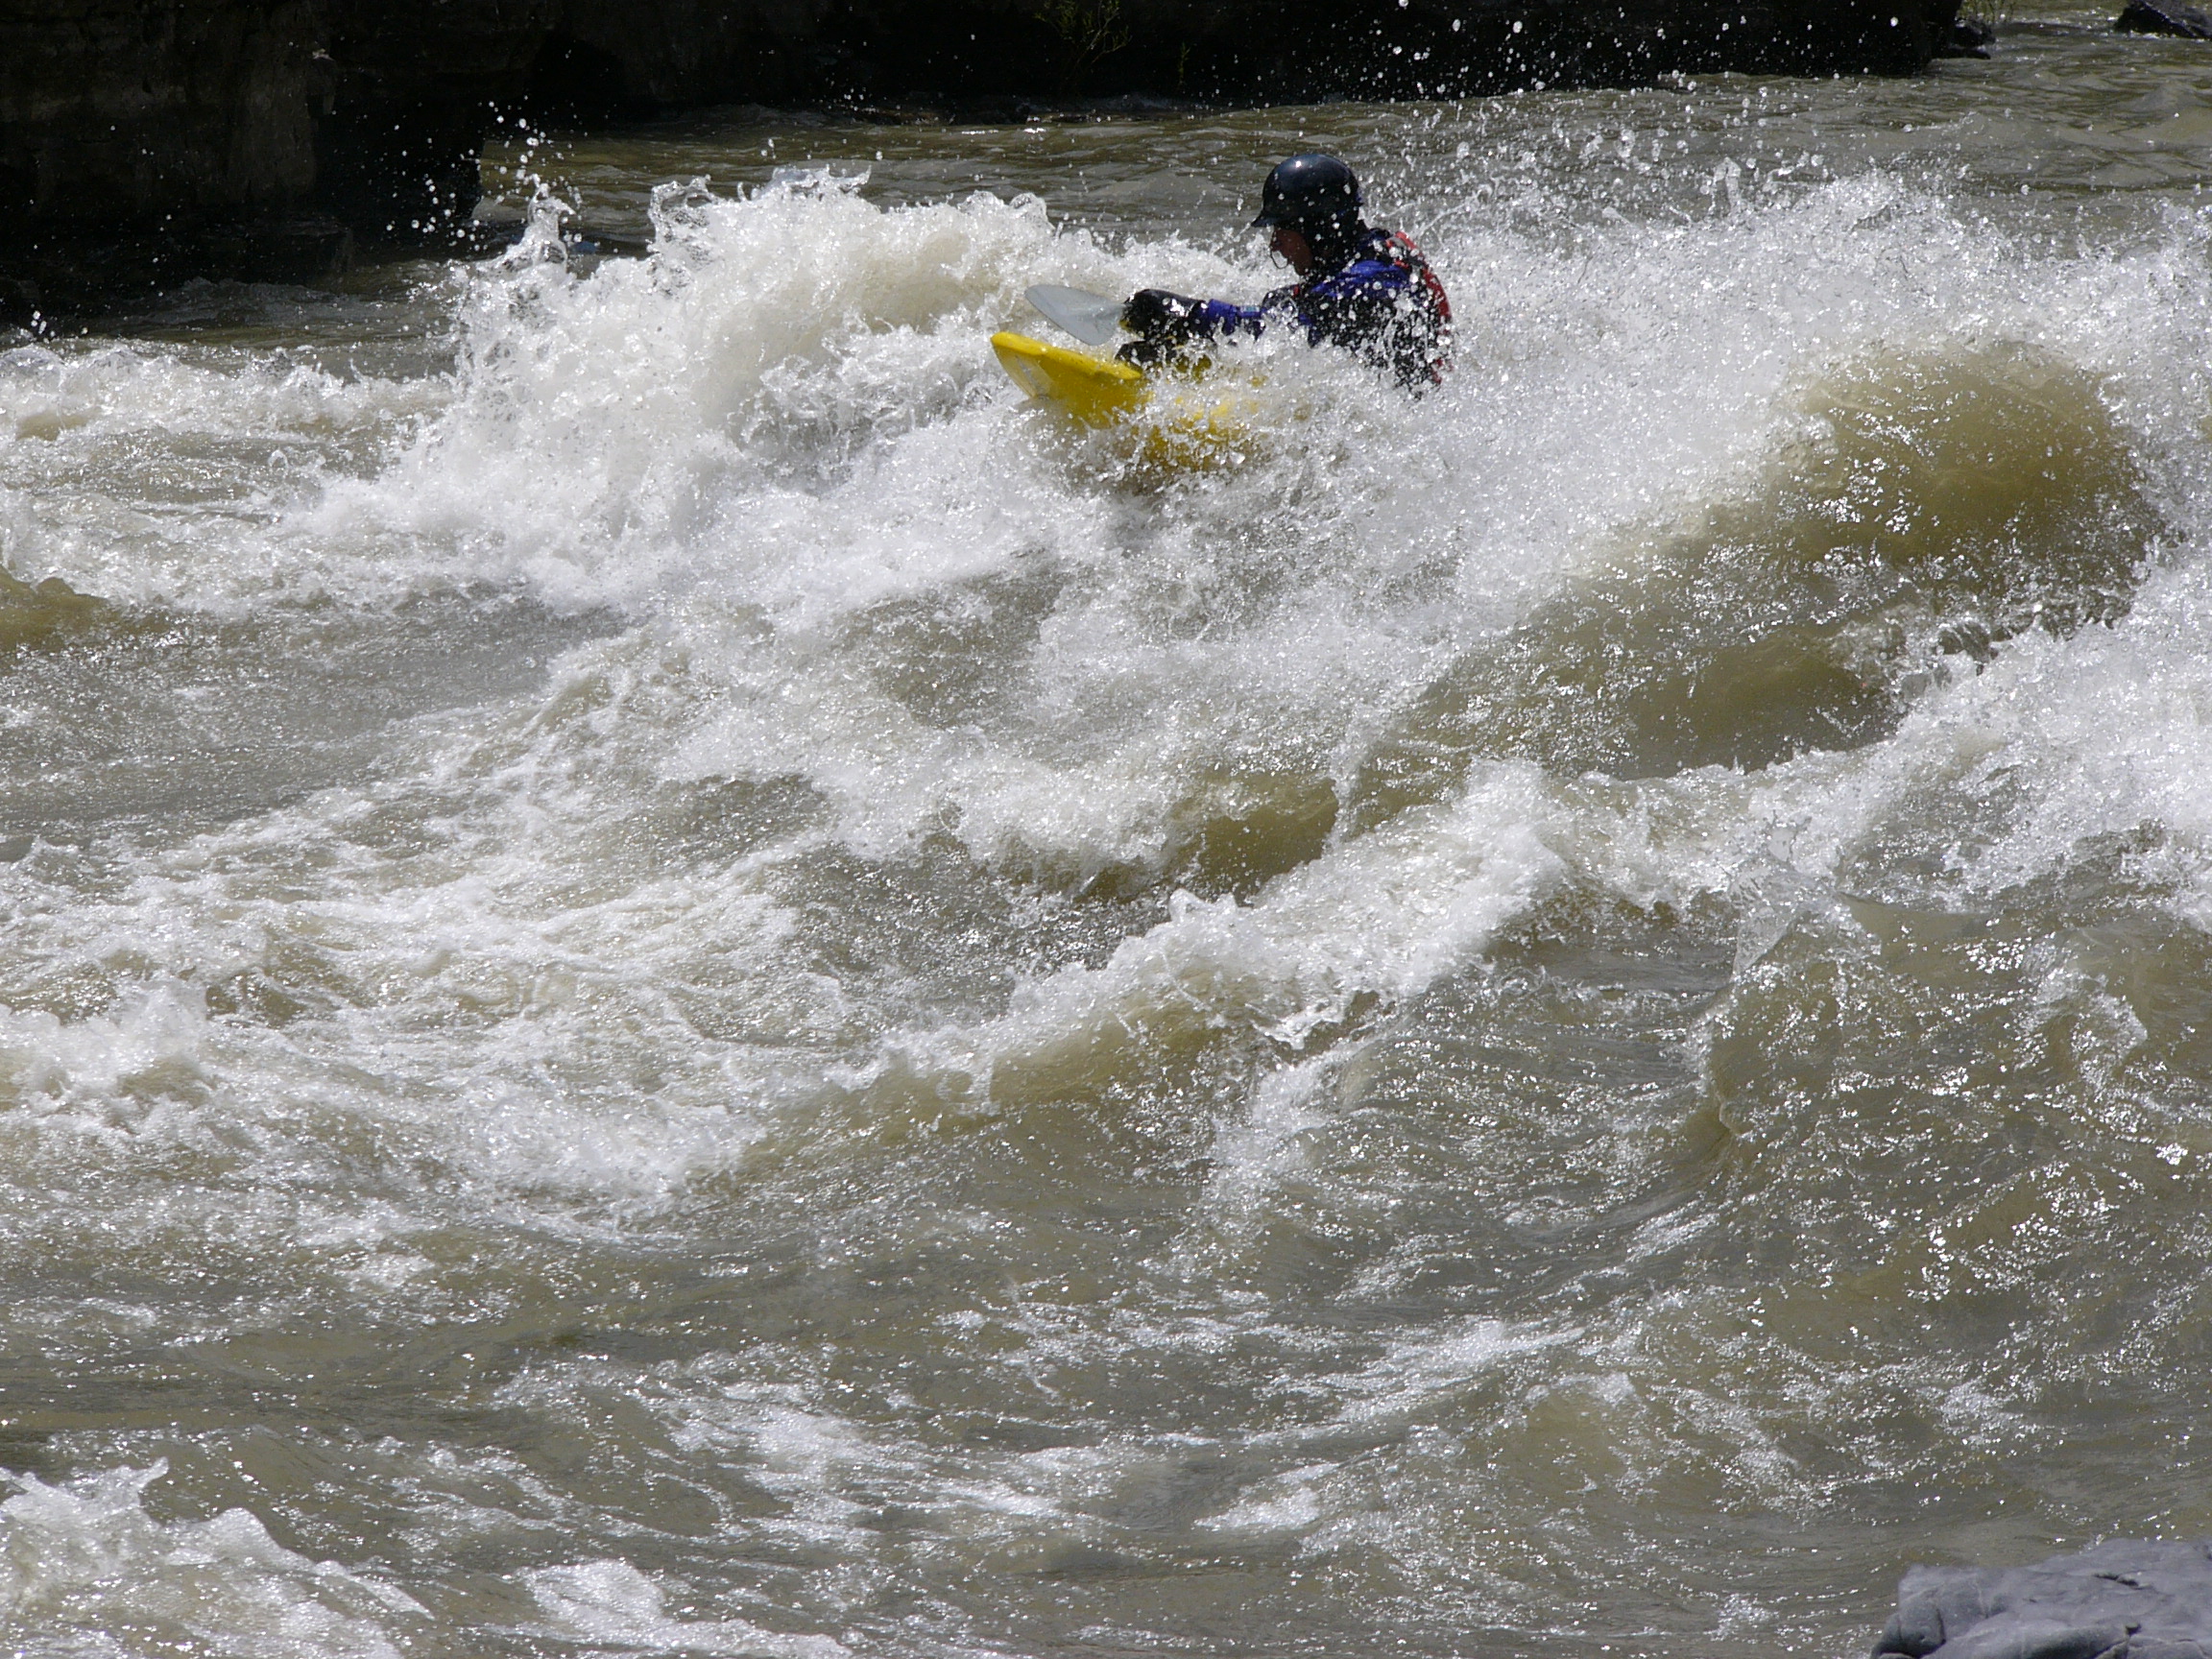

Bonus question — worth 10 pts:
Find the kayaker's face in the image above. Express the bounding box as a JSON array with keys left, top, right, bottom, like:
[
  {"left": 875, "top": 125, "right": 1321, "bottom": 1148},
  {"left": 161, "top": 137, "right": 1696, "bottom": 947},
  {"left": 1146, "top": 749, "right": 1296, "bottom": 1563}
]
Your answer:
[{"left": 1270, "top": 224, "right": 1315, "bottom": 276}]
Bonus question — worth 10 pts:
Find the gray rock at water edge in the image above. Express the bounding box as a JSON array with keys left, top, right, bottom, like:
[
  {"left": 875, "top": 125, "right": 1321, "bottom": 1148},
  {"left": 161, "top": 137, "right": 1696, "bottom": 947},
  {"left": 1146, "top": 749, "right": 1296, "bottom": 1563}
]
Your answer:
[
  {"left": 1874, "top": 1538, "right": 2212, "bottom": 1658},
  {"left": 2117, "top": 1, "right": 2212, "bottom": 37}
]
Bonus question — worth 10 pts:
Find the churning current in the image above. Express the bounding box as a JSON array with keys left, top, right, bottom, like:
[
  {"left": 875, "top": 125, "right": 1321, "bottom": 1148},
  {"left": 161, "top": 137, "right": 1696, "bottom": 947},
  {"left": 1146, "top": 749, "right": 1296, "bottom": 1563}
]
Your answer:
[{"left": 7, "top": 3, "right": 2212, "bottom": 1655}]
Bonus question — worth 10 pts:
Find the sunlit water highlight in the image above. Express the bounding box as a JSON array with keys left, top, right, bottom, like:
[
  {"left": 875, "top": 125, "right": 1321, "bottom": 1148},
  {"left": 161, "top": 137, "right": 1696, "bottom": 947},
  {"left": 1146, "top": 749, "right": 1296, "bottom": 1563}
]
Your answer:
[{"left": 7, "top": 5, "right": 2212, "bottom": 1654}]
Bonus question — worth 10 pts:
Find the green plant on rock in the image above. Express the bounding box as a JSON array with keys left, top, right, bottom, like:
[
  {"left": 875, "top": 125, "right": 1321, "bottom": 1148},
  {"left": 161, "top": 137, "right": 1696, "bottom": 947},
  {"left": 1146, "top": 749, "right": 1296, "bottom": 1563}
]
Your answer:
[{"left": 1034, "top": 0, "right": 1133, "bottom": 93}]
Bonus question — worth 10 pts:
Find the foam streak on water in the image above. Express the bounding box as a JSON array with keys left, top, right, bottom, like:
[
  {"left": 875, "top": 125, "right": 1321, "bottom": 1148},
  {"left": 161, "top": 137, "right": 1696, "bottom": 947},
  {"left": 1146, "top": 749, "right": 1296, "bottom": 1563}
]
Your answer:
[{"left": 9, "top": 7, "right": 2212, "bottom": 1655}]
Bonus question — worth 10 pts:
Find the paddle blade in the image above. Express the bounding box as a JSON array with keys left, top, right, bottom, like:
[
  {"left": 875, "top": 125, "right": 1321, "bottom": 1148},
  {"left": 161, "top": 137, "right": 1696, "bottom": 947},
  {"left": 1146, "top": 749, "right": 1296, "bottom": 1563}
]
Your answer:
[{"left": 1026, "top": 284, "right": 1125, "bottom": 348}]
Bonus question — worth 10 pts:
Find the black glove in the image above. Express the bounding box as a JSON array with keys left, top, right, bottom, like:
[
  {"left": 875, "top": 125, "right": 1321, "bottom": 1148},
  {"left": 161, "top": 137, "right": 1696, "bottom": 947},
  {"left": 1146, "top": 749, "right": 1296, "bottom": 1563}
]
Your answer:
[{"left": 1122, "top": 288, "right": 1202, "bottom": 342}]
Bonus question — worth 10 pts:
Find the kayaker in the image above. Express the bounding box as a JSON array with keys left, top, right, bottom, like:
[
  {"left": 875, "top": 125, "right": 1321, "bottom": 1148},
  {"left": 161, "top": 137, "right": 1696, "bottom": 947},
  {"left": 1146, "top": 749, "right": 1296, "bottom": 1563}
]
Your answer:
[{"left": 1119, "top": 153, "right": 1453, "bottom": 389}]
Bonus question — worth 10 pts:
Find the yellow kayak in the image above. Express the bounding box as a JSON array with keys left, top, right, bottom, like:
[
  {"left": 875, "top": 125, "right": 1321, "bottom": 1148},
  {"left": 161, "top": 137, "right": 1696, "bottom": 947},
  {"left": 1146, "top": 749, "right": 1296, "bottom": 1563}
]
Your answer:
[
  {"left": 991, "top": 331, "right": 1255, "bottom": 467},
  {"left": 991, "top": 331, "right": 1146, "bottom": 423}
]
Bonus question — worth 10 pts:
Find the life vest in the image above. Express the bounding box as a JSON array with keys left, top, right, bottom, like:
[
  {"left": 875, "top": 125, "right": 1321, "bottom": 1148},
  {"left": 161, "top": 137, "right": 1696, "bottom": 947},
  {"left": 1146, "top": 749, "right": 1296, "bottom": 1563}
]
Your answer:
[{"left": 1282, "top": 227, "right": 1454, "bottom": 387}]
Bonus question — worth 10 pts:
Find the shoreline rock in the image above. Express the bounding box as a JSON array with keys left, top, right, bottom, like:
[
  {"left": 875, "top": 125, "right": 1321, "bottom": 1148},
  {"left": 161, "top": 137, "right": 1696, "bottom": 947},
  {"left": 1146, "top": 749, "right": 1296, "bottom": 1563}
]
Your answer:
[
  {"left": 4, "top": 0, "right": 1971, "bottom": 322},
  {"left": 2118, "top": 0, "right": 2212, "bottom": 38}
]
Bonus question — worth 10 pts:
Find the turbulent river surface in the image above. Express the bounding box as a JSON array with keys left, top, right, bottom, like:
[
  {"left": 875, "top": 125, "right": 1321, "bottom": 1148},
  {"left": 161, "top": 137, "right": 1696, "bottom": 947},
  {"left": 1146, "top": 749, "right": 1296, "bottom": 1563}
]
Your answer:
[{"left": 12, "top": 3, "right": 2212, "bottom": 1654}]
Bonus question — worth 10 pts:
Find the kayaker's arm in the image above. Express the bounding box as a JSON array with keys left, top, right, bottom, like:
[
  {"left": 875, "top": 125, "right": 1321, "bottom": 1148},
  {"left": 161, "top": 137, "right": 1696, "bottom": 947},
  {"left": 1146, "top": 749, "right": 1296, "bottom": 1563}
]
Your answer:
[
  {"left": 1118, "top": 241, "right": 1448, "bottom": 387},
  {"left": 1118, "top": 288, "right": 1263, "bottom": 366}
]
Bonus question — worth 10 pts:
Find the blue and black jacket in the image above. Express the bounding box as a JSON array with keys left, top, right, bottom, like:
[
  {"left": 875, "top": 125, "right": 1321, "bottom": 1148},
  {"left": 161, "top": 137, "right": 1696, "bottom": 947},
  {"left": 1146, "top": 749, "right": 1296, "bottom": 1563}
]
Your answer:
[{"left": 1122, "top": 227, "right": 1454, "bottom": 388}]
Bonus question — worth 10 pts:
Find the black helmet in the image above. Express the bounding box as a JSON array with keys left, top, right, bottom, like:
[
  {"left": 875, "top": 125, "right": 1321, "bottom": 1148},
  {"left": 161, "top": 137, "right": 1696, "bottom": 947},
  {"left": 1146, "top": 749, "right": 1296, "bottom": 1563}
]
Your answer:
[{"left": 1252, "top": 153, "right": 1362, "bottom": 231}]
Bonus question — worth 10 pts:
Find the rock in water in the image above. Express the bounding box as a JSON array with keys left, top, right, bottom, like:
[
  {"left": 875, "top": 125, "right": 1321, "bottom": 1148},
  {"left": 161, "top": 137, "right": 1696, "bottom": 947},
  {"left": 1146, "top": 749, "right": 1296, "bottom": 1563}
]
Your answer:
[
  {"left": 2118, "top": 1, "right": 2212, "bottom": 37},
  {"left": 1875, "top": 1540, "right": 2212, "bottom": 1657},
  {"left": 1945, "top": 13, "right": 1998, "bottom": 55}
]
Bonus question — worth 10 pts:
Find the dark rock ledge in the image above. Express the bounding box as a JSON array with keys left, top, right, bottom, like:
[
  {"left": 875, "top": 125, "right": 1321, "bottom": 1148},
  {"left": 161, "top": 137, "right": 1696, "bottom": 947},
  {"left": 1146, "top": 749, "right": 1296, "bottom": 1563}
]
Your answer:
[
  {"left": 2119, "top": 1, "right": 2212, "bottom": 39},
  {"left": 3, "top": 0, "right": 1972, "bottom": 319}
]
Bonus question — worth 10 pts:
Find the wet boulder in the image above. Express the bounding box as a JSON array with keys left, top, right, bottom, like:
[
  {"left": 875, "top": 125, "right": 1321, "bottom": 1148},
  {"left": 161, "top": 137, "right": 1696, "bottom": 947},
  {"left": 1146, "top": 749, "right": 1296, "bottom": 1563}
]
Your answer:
[
  {"left": 1945, "top": 13, "right": 1997, "bottom": 55},
  {"left": 2118, "top": 1, "right": 2212, "bottom": 37},
  {"left": 1875, "top": 1540, "right": 2212, "bottom": 1658}
]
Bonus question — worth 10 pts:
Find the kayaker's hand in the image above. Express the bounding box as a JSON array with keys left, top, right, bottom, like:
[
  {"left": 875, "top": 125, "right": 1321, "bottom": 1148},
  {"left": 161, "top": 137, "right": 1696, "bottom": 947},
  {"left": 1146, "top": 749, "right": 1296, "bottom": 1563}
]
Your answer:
[{"left": 1123, "top": 289, "right": 1200, "bottom": 341}]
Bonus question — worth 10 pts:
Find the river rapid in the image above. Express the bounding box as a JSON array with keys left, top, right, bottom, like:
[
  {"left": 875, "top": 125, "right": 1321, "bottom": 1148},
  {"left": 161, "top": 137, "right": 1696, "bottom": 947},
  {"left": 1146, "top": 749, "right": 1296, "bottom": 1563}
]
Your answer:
[{"left": 7, "top": 4, "right": 2212, "bottom": 1654}]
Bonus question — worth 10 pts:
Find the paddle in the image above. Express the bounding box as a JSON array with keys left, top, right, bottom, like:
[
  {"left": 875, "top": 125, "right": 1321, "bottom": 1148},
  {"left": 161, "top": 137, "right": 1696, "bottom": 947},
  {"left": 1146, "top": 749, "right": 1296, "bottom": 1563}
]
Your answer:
[{"left": 1025, "top": 284, "right": 1125, "bottom": 348}]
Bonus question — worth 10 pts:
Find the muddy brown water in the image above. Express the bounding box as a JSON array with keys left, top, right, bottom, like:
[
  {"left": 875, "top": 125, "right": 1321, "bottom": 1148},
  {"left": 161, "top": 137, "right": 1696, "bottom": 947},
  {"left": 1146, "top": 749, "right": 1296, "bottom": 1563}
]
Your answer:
[{"left": 5, "top": 4, "right": 2212, "bottom": 1653}]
